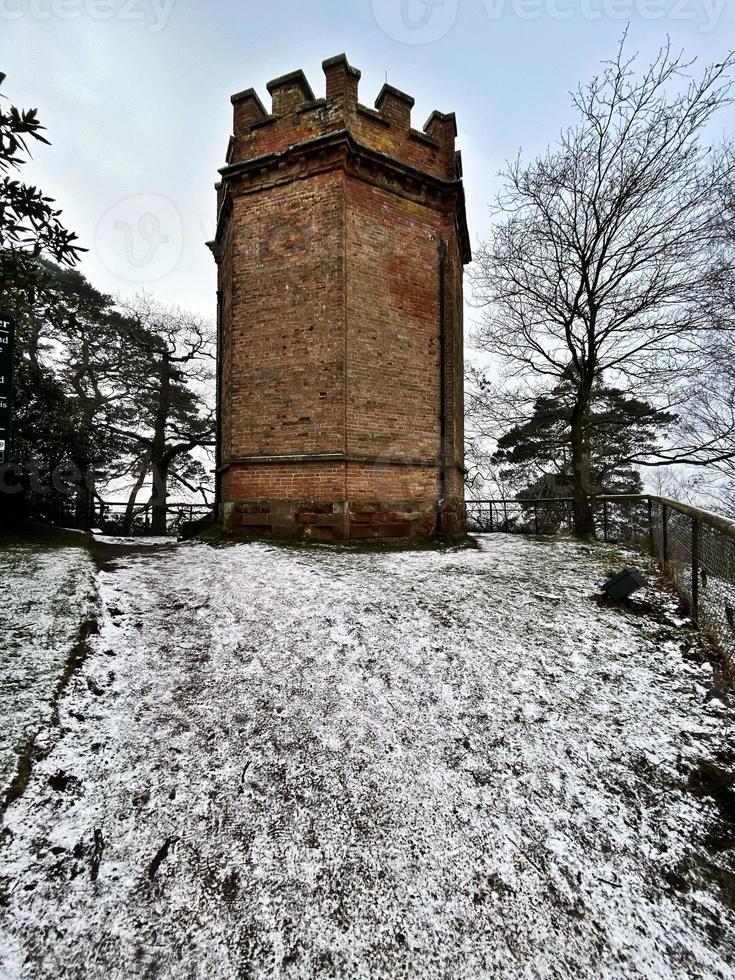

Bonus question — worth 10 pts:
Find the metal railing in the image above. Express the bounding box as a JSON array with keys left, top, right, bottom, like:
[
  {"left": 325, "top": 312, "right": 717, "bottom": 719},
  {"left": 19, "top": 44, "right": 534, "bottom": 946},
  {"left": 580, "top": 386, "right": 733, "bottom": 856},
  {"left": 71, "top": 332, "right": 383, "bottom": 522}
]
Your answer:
[
  {"left": 466, "top": 495, "right": 735, "bottom": 664},
  {"left": 466, "top": 497, "right": 576, "bottom": 536},
  {"left": 92, "top": 500, "right": 214, "bottom": 537}
]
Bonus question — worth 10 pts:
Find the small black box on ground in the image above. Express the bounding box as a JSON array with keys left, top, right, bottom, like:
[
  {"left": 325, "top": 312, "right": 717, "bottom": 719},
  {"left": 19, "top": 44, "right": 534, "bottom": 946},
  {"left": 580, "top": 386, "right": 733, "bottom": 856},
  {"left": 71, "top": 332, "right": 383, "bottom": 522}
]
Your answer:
[{"left": 602, "top": 568, "right": 647, "bottom": 601}]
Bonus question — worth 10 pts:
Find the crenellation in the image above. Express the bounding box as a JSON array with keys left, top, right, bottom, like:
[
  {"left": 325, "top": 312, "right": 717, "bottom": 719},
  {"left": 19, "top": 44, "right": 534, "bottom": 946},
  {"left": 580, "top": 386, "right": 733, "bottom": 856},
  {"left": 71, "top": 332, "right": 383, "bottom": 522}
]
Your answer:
[
  {"left": 266, "top": 69, "right": 315, "bottom": 115},
  {"left": 375, "top": 83, "right": 415, "bottom": 129},
  {"left": 423, "top": 110, "right": 457, "bottom": 164},
  {"left": 424, "top": 109, "right": 458, "bottom": 138},
  {"left": 356, "top": 103, "right": 390, "bottom": 127},
  {"left": 296, "top": 98, "right": 328, "bottom": 115},
  {"left": 249, "top": 114, "right": 278, "bottom": 130},
  {"left": 323, "top": 53, "right": 360, "bottom": 108},
  {"left": 231, "top": 88, "right": 268, "bottom": 133},
  {"left": 226, "top": 56, "right": 459, "bottom": 182},
  {"left": 410, "top": 128, "right": 440, "bottom": 148}
]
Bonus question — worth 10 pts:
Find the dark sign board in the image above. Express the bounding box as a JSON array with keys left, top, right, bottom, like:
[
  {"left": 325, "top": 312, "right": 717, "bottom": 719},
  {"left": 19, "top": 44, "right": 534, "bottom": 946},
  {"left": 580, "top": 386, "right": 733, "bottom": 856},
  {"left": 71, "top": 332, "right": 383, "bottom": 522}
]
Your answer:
[{"left": 0, "top": 312, "right": 14, "bottom": 465}]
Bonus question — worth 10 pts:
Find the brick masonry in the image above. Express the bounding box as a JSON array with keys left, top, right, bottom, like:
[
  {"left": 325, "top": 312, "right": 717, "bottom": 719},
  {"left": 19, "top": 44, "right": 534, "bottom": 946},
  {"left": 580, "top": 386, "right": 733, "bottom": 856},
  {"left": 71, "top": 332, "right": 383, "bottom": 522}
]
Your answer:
[{"left": 209, "top": 55, "right": 471, "bottom": 540}]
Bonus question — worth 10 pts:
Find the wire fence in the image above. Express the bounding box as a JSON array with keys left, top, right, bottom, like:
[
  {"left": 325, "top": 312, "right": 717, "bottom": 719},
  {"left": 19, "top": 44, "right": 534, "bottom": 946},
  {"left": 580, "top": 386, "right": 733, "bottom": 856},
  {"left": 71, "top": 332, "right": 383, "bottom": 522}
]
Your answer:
[{"left": 466, "top": 495, "right": 735, "bottom": 666}]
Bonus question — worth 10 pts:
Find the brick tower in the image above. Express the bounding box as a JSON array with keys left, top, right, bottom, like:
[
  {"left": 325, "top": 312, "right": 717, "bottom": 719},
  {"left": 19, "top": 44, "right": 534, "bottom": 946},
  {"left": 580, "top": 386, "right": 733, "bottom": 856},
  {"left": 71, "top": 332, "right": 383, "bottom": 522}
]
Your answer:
[{"left": 209, "top": 55, "right": 471, "bottom": 540}]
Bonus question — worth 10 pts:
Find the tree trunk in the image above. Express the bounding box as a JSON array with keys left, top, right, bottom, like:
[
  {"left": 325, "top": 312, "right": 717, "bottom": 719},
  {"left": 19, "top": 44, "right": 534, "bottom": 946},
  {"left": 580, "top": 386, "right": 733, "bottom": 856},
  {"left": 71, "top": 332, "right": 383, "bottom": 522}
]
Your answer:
[
  {"left": 27, "top": 306, "right": 42, "bottom": 370},
  {"left": 73, "top": 402, "right": 97, "bottom": 529},
  {"left": 148, "top": 354, "right": 171, "bottom": 536},
  {"left": 150, "top": 461, "right": 169, "bottom": 536},
  {"left": 74, "top": 465, "right": 95, "bottom": 529},
  {"left": 122, "top": 450, "right": 151, "bottom": 534},
  {"left": 570, "top": 393, "right": 596, "bottom": 538}
]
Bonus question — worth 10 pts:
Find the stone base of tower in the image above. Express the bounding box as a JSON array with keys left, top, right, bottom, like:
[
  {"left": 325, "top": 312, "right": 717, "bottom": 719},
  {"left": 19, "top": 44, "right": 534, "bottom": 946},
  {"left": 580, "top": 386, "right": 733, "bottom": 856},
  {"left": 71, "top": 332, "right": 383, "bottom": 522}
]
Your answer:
[
  {"left": 218, "top": 461, "right": 465, "bottom": 542},
  {"left": 221, "top": 498, "right": 465, "bottom": 542}
]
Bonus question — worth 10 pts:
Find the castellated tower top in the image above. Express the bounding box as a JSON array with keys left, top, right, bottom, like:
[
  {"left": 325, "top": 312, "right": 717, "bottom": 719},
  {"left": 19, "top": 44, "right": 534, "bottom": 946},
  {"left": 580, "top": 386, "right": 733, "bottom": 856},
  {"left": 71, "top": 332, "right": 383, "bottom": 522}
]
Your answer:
[{"left": 222, "top": 54, "right": 466, "bottom": 213}]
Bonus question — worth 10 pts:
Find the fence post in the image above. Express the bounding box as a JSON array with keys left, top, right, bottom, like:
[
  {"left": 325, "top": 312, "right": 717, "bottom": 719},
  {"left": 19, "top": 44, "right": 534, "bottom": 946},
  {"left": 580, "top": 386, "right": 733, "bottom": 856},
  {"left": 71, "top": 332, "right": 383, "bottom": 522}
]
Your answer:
[
  {"left": 489, "top": 503, "right": 494, "bottom": 533},
  {"left": 662, "top": 503, "right": 669, "bottom": 567},
  {"left": 534, "top": 501, "right": 539, "bottom": 535},
  {"left": 603, "top": 500, "right": 609, "bottom": 543},
  {"left": 503, "top": 500, "right": 508, "bottom": 530},
  {"left": 691, "top": 517, "right": 700, "bottom": 624},
  {"left": 647, "top": 498, "right": 654, "bottom": 556}
]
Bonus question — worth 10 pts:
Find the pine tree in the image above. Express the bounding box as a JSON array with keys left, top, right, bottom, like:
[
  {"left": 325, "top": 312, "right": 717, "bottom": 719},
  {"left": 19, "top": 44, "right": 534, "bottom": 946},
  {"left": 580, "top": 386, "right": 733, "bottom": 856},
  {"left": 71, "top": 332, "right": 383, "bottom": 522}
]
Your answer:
[{"left": 493, "top": 370, "right": 676, "bottom": 504}]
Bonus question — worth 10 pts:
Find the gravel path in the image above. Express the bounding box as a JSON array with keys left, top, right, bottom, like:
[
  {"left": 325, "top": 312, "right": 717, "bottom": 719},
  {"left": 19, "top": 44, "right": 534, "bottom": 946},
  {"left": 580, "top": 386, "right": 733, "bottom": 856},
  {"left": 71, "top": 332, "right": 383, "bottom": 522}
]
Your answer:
[{"left": 1, "top": 535, "right": 733, "bottom": 979}]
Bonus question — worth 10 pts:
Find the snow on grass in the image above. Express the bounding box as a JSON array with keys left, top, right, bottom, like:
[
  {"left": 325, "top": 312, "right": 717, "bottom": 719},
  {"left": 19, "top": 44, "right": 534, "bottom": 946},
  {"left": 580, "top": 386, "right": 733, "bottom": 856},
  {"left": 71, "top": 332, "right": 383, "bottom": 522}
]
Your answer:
[
  {"left": 1, "top": 534, "right": 734, "bottom": 978},
  {"left": 91, "top": 532, "right": 174, "bottom": 546},
  {"left": 0, "top": 538, "right": 97, "bottom": 801}
]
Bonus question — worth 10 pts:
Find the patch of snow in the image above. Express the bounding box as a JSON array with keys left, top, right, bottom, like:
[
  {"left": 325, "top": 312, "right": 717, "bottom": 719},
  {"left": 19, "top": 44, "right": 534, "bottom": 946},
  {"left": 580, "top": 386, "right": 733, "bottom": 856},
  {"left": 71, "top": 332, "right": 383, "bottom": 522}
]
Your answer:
[
  {"left": 92, "top": 534, "right": 176, "bottom": 546},
  {"left": 0, "top": 535, "right": 733, "bottom": 978},
  {"left": 0, "top": 542, "right": 97, "bottom": 798}
]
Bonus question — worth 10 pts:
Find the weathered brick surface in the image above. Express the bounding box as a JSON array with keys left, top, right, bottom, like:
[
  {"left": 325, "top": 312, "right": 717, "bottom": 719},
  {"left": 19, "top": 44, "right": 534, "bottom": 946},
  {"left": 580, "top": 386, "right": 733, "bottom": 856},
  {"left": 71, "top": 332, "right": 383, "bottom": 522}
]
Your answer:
[
  {"left": 211, "top": 55, "right": 471, "bottom": 540},
  {"left": 225, "top": 463, "right": 346, "bottom": 503},
  {"left": 227, "top": 173, "right": 345, "bottom": 459}
]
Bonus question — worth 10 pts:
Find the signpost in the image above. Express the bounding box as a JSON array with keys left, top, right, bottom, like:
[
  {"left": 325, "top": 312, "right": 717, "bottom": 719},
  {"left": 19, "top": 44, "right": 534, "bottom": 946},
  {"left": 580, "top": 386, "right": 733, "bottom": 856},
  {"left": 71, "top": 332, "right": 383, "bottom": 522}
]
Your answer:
[{"left": 0, "top": 311, "right": 14, "bottom": 465}]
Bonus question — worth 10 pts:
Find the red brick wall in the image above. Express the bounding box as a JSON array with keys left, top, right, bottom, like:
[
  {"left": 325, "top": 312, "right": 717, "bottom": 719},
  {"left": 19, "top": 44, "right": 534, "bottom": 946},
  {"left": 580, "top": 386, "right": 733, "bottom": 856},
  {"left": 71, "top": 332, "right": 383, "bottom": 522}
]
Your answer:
[
  {"left": 223, "top": 462, "right": 346, "bottom": 503},
  {"left": 222, "top": 461, "right": 439, "bottom": 506},
  {"left": 227, "top": 172, "right": 346, "bottom": 459},
  {"left": 344, "top": 177, "right": 443, "bottom": 465},
  {"left": 217, "top": 217, "right": 234, "bottom": 467},
  {"left": 447, "top": 231, "right": 466, "bottom": 481},
  {"left": 346, "top": 462, "right": 439, "bottom": 501}
]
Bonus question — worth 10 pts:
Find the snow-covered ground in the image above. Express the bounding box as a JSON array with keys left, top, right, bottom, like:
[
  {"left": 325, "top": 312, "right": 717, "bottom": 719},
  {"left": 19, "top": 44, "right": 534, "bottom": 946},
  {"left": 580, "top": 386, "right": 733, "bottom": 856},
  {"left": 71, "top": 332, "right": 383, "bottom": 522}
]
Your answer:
[
  {"left": 1, "top": 534, "right": 734, "bottom": 979},
  {"left": 0, "top": 539, "right": 97, "bottom": 800},
  {"left": 91, "top": 532, "right": 174, "bottom": 546}
]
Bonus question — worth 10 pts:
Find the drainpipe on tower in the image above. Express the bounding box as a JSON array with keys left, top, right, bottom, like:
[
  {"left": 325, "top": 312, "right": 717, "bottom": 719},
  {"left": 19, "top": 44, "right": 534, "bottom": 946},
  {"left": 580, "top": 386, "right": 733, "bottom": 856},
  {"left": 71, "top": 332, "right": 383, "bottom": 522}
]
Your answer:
[
  {"left": 214, "top": 287, "right": 223, "bottom": 519},
  {"left": 437, "top": 239, "right": 448, "bottom": 536}
]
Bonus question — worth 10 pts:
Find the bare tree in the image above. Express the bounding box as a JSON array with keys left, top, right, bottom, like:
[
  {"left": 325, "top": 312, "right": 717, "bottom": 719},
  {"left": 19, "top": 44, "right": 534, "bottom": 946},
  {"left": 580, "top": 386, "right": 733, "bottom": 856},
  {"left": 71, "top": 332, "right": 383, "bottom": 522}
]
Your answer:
[
  {"left": 111, "top": 297, "right": 215, "bottom": 535},
  {"left": 684, "top": 290, "right": 735, "bottom": 515},
  {"left": 672, "top": 141, "right": 735, "bottom": 519},
  {"left": 472, "top": 35, "right": 735, "bottom": 535}
]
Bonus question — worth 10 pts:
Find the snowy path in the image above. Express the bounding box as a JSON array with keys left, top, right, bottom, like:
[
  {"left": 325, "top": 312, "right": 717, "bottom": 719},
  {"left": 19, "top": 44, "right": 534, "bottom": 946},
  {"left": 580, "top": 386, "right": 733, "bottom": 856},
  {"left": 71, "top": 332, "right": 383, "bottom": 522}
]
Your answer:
[
  {"left": 0, "top": 540, "right": 97, "bottom": 800},
  {"left": 1, "top": 535, "right": 734, "bottom": 979}
]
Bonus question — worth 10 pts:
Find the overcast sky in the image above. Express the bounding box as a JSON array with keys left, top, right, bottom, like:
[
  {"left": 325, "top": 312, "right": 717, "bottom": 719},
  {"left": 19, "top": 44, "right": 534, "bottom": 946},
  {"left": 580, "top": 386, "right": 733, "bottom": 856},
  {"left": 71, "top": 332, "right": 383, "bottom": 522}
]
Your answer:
[{"left": 3, "top": 0, "right": 734, "bottom": 326}]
